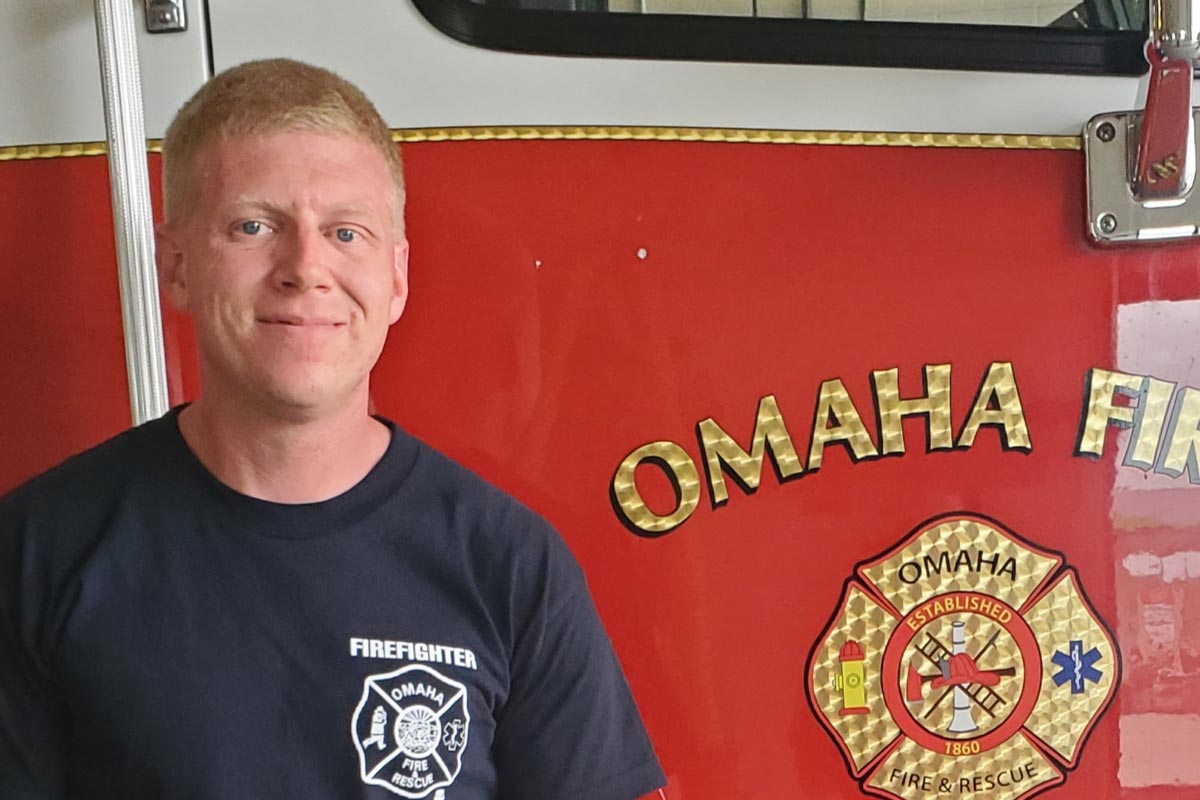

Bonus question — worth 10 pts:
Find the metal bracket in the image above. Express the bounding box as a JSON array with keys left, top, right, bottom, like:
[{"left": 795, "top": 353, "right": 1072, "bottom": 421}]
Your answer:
[
  {"left": 144, "top": 0, "right": 186, "bottom": 33},
  {"left": 1085, "top": 0, "right": 1200, "bottom": 243},
  {"left": 1086, "top": 110, "right": 1200, "bottom": 242}
]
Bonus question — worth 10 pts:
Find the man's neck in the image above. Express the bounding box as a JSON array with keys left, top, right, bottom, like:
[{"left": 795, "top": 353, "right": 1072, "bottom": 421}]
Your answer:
[{"left": 176, "top": 396, "right": 391, "bottom": 504}]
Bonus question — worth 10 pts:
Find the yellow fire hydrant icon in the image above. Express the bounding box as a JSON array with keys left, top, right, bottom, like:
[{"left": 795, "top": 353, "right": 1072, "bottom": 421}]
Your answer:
[{"left": 834, "top": 640, "right": 869, "bottom": 716}]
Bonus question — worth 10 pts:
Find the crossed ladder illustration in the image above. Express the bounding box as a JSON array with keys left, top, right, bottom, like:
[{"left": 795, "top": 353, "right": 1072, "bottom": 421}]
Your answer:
[{"left": 905, "top": 625, "right": 1017, "bottom": 732}]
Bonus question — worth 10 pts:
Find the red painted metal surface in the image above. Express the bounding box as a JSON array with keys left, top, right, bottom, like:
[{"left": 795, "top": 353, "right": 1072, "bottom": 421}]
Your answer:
[
  {"left": 0, "top": 156, "right": 130, "bottom": 492},
  {"left": 4, "top": 140, "right": 1199, "bottom": 798}
]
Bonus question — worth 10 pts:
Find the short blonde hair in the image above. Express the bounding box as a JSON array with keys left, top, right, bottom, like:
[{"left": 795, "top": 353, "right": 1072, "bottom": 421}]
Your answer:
[{"left": 162, "top": 58, "right": 404, "bottom": 231}]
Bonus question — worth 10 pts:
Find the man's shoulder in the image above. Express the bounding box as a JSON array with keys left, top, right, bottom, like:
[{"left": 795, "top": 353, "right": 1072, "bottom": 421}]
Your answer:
[
  {"left": 396, "top": 428, "right": 572, "bottom": 559},
  {"left": 399, "top": 429, "right": 524, "bottom": 515},
  {"left": 1, "top": 413, "right": 174, "bottom": 516}
]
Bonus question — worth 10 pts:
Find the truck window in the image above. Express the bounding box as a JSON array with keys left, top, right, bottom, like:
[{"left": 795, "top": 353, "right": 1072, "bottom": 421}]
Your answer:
[{"left": 412, "top": 0, "right": 1147, "bottom": 73}]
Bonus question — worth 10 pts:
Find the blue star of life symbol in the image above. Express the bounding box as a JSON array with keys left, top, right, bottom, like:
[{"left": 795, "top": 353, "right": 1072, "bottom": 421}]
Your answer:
[{"left": 1052, "top": 640, "right": 1103, "bottom": 694}]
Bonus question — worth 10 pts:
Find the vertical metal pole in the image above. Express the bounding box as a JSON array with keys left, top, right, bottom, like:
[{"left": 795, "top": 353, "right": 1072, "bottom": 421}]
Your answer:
[
  {"left": 1151, "top": 0, "right": 1200, "bottom": 58},
  {"left": 94, "top": 0, "right": 170, "bottom": 425}
]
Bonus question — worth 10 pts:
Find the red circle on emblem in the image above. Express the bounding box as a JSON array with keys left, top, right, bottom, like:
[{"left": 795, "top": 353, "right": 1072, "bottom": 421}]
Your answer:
[{"left": 880, "top": 591, "right": 1042, "bottom": 756}]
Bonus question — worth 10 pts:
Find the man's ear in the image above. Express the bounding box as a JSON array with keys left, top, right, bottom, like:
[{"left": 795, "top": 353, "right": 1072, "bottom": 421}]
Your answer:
[
  {"left": 155, "top": 222, "right": 190, "bottom": 310},
  {"left": 388, "top": 238, "right": 410, "bottom": 325}
]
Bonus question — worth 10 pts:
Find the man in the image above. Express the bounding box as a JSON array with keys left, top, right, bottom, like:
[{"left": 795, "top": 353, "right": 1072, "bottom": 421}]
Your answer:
[{"left": 0, "top": 59, "right": 665, "bottom": 800}]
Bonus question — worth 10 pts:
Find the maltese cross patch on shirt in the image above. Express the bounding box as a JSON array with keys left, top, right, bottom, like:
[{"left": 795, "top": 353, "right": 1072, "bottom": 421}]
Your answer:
[{"left": 352, "top": 664, "right": 471, "bottom": 798}]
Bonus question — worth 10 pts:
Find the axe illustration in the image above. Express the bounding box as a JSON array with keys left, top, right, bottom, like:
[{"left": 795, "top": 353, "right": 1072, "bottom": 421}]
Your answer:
[{"left": 905, "top": 657, "right": 1016, "bottom": 702}]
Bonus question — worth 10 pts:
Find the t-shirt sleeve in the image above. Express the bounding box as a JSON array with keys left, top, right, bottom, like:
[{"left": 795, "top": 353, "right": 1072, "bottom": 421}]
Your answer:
[
  {"left": 0, "top": 492, "right": 68, "bottom": 799},
  {"left": 492, "top": 527, "right": 665, "bottom": 800}
]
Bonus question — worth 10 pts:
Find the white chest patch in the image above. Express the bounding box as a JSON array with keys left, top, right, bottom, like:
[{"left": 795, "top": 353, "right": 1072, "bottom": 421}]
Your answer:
[{"left": 352, "top": 664, "right": 471, "bottom": 798}]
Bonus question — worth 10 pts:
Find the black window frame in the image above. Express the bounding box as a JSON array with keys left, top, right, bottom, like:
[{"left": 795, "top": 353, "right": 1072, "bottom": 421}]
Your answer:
[{"left": 410, "top": 0, "right": 1147, "bottom": 75}]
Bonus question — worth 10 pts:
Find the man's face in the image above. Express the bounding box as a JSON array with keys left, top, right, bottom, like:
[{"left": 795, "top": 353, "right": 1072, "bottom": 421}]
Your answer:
[{"left": 157, "top": 130, "right": 408, "bottom": 421}]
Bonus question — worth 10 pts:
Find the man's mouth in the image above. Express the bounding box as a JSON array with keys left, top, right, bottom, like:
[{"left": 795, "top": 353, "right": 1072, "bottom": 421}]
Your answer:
[{"left": 257, "top": 315, "right": 345, "bottom": 327}]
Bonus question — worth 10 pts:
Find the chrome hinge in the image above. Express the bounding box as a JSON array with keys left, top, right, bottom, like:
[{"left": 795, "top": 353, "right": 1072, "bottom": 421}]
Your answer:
[
  {"left": 1085, "top": 0, "right": 1200, "bottom": 243},
  {"left": 145, "top": 0, "right": 186, "bottom": 33}
]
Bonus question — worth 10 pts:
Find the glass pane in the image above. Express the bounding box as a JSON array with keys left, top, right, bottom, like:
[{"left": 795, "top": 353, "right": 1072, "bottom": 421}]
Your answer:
[{"left": 471, "top": 0, "right": 1146, "bottom": 30}]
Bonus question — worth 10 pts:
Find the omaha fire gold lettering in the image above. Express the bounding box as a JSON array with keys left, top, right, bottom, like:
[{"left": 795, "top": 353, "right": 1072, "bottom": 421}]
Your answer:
[
  {"left": 611, "top": 441, "right": 702, "bottom": 535},
  {"left": 1158, "top": 386, "right": 1200, "bottom": 483},
  {"left": 1076, "top": 368, "right": 1198, "bottom": 483},
  {"left": 956, "top": 362, "right": 1031, "bottom": 450},
  {"left": 1129, "top": 378, "right": 1175, "bottom": 469},
  {"left": 698, "top": 395, "right": 804, "bottom": 506},
  {"left": 610, "top": 362, "right": 1032, "bottom": 536},
  {"left": 808, "top": 378, "right": 879, "bottom": 471},
  {"left": 1076, "top": 368, "right": 1172, "bottom": 464},
  {"left": 612, "top": 362, "right": 1200, "bottom": 535},
  {"left": 872, "top": 364, "right": 954, "bottom": 455}
]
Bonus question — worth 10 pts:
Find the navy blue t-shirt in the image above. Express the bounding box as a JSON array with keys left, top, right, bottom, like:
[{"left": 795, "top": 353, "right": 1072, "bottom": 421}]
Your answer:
[{"left": 0, "top": 409, "right": 664, "bottom": 800}]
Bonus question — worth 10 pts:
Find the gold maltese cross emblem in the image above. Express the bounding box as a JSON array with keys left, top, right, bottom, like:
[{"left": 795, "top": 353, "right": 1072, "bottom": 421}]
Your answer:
[{"left": 806, "top": 514, "right": 1118, "bottom": 800}]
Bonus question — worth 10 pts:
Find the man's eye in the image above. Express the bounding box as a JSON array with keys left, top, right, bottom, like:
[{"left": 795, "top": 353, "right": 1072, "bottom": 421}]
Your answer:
[
  {"left": 239, "top": 220, "right": 265, "bottom": 235},
  {"left": 335, "top": 228, "right": 357, "bottom": 243}
]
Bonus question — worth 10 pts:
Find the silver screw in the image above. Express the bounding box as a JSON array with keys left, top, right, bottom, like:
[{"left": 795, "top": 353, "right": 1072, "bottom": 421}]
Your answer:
[
  {"left": 1096, "top": 122, "right": 1116, "bottom": 143},
  {"left": 1098, "top": 213, "right": 1118, "bottom": 234},
  {"left": 156, "top": 9, "right": 174, "bottom": 23}
]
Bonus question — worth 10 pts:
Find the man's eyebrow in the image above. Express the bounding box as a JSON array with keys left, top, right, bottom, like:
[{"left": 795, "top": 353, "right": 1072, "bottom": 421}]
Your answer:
[
  {"left": 226, "top": 197, "right": 287, "bottom": 216},
  {"left": 325, "top": 203, "right": 385, "bottom": 221},
  {"left": 223, "top": 199, "right": 385, "bottom": 221}
]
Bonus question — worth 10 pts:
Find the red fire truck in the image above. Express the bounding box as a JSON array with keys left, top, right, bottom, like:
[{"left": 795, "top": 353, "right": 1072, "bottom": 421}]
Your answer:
[{"left": 2, "top": 1, "right": 1197, "bottom": 797}]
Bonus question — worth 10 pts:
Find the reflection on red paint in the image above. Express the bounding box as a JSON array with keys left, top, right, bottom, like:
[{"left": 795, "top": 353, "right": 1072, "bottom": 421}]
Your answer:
[{"left": 1114, "top": 298, "right": 1200, "bottom": 792}]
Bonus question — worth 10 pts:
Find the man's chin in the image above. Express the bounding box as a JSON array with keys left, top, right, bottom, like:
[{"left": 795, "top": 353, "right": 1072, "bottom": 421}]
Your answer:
[
  {"left": 199, "top": 360, "right": 368, "bottom": 422},
  {"left": 253, "top": 378, "right": 366, "bottom": 422}
]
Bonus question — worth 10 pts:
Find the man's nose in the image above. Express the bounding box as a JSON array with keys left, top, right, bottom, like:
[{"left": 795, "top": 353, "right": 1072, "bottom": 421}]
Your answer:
[{"left": 274, "top": 225, "right": 332, "bottom": 292}]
